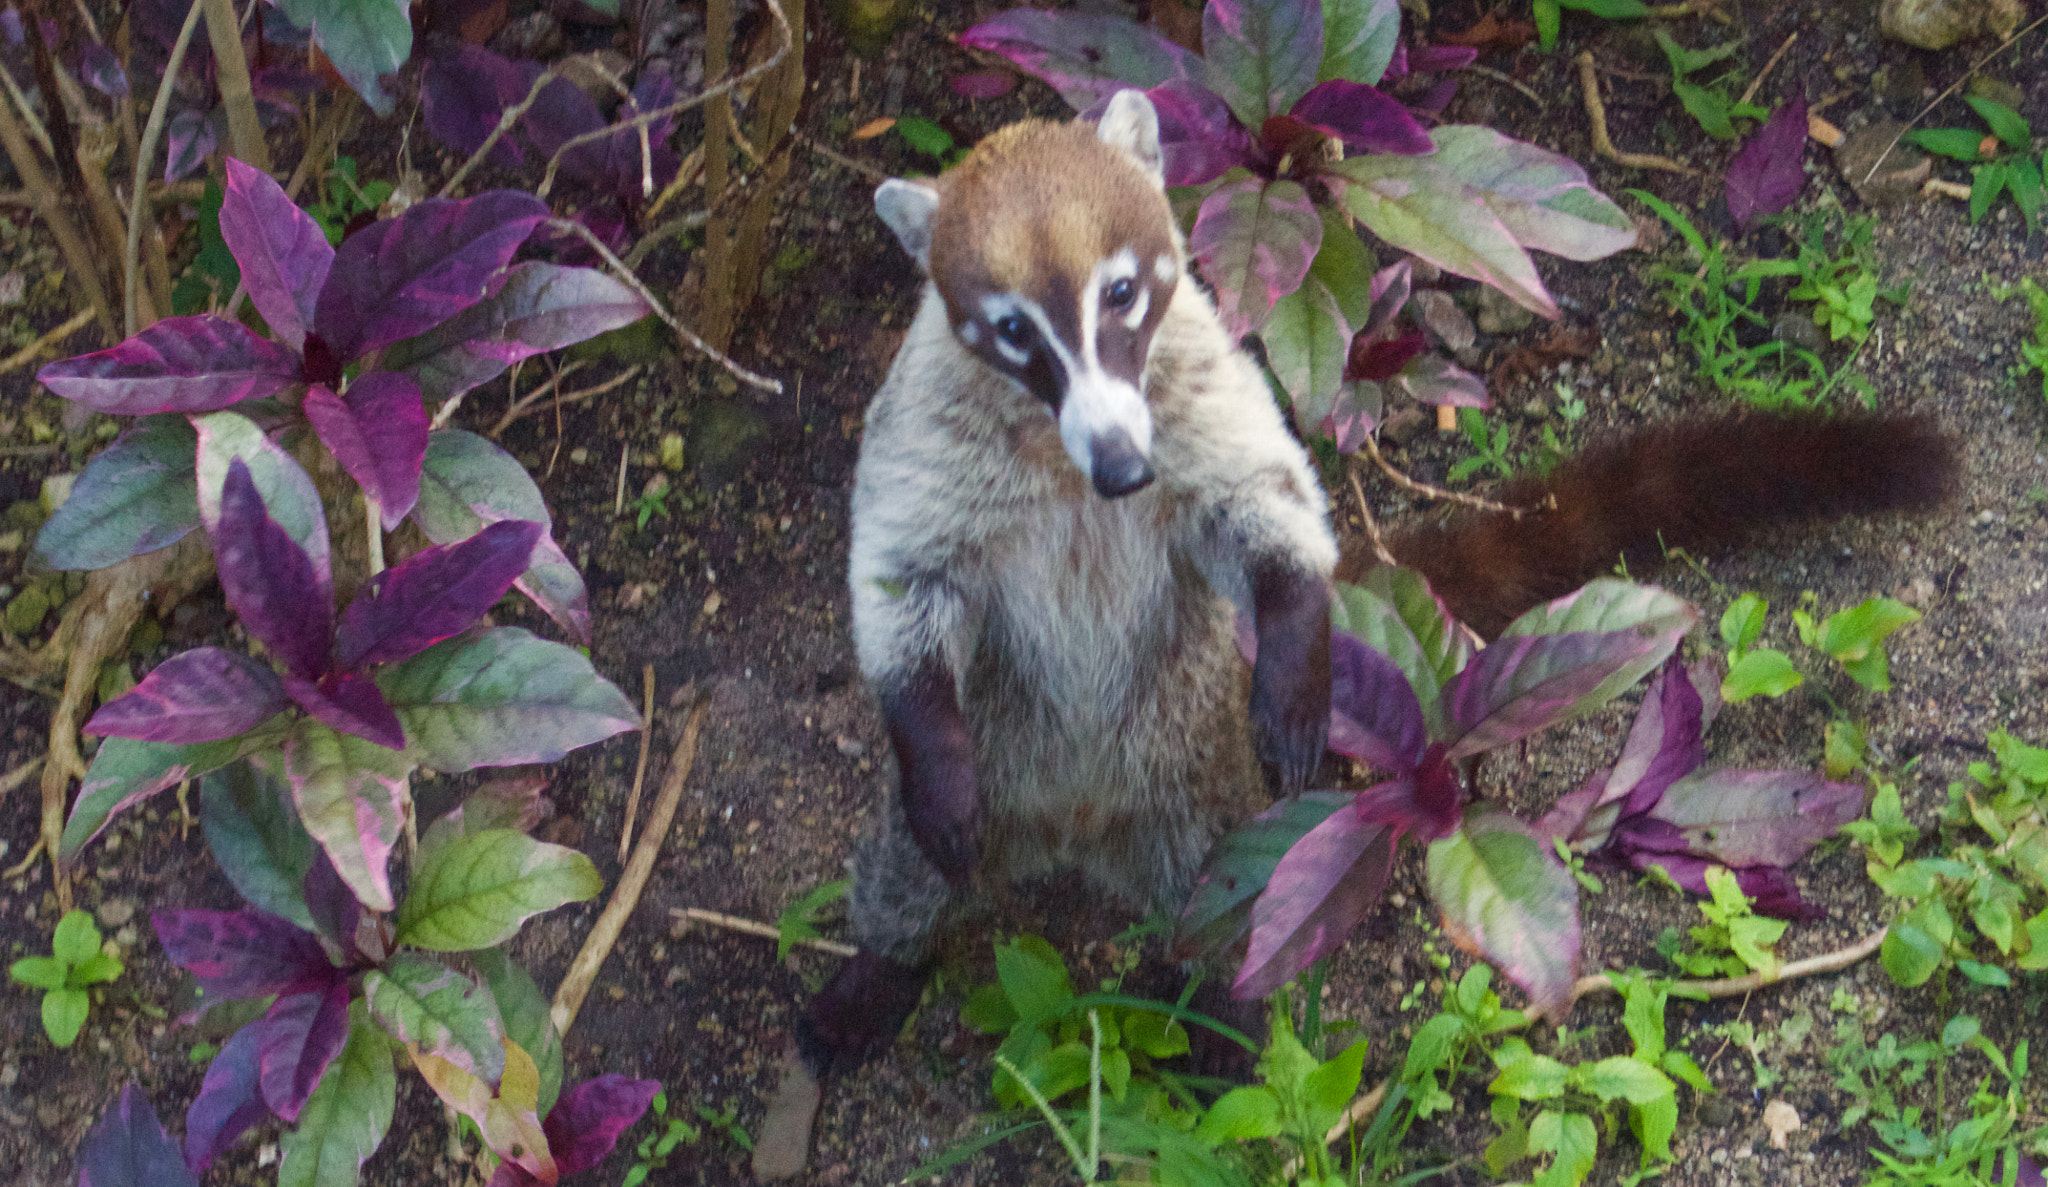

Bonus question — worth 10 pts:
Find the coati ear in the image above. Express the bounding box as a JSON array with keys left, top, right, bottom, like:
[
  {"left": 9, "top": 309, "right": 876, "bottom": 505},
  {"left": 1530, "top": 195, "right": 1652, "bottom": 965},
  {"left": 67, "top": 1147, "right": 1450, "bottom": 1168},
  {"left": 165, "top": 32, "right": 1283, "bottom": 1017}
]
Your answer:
[
  {"left": 874, "top": 179, "right": 942, "bottom": 272},
  {"left": 1096, "top": 89, "right": 1164, "bottom": 188}
]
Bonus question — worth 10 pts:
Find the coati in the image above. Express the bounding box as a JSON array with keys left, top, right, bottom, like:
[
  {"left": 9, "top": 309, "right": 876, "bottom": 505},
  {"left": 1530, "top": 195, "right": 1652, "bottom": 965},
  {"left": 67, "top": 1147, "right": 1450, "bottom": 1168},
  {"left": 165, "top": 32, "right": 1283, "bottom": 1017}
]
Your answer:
[{"left": 794, "top": 90, "right": 1956, "bottom": 1082}]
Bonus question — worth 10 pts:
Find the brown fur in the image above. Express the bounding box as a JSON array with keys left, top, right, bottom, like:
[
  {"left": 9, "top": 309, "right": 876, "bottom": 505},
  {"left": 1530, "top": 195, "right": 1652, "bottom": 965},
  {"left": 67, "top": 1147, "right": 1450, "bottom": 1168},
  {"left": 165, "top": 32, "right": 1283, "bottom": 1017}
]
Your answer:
[{"left": 1348, "top": 411, "right": 1958, "bottom": 637}]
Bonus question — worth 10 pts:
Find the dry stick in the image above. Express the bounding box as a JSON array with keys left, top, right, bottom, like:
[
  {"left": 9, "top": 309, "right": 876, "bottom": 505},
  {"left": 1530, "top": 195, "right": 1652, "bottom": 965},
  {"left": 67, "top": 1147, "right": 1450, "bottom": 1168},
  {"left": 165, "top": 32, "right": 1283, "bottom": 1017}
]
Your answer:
[
  {"left": 1924, "top": 178, "right": 1973, "bottom": 201},
  {"left": 537, "top": 0, "right": 792, "bottom": 202},
  {"left": 1736, "top": 31, "right": 1797, "bottom": 110},
  {"left": 797, "top": 131, "right": 892, "bottom": 182},
  {"left": 614, "top": 442, "right": 629, "bottom": 517},
  {"left": 1575, "top": 50, "right": 1694, "bottom": 175},
  {"left": 0, "top": 753, "right": 45, "bottom": 801},
  {"left": 0, "top": 75, "right": 116, "bottom": 336},
  {"left": 1299, "top": 926, "right": 1891, "bottom": 1172},
  {"left": 552, "top": 696, "right": 710, "bottom": 1038},
  {"left": 437, "top": 67, "right": 565, "bottom": 200},
  {"left": 0, "top": 61, "right": 51, "bottom": 157},
  {"left": 0, "top": 308, "right": 93, "bottom": 374},
  {"left": 1858, "top": 12, "right": 2048, "bottom": 189},
  {"left": 1462, "top": 63, "right": 1544, "bottom": 110},
  {"left": 621, "top": 208, "right": 710, "bottom": 271},
  {"left": 545, "top": 216, "right": 783, "bottom": 393},
  {"left": 200, "top": 0, "right": 268, "bottom": 170},
  {"left": 672, "top": 907, "right": 859, "bottom": 958},
  {"left": 486, "top": 360, "right": 584, "bottom": 436},
  {"left": 489, "top": 364, "right": 644, "bottom": 437},
  {"left": 1361, "top": 433, "right": 1550, "bottom": 518},
  {"left": 616, "top": 665, "right": 657, "bottom": 864},
  {"left": 1346, "top": 466, "right": 1398, "bottom": 569},
  {"left": 127, "top": 0, "right": 205, "bottom": 335}
]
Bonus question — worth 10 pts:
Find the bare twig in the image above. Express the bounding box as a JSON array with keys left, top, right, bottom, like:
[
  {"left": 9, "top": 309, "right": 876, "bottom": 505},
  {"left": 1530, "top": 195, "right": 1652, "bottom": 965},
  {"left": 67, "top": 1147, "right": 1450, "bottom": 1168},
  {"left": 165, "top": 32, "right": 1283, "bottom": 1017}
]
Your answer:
[
  {"left": 544, "top": 216, "right": 782, "bottom": 393},
  {"left": 552, "top": 694, "right": 705, "bottom": 1038},
  {"left": 488, "top": 363, "right": 643, "bottom": 436},
  {"left": 1576, "top": 51, "right": 1694, "bottom": 175},
  {"left": 201, "top": 0, "right": 268, "bottom": 169},
  {"left": 0, "top": 68, "right": 116, "bottom": 336},
  {"left": 0, "top": 308, "right": 94, "bottom": 375},
  {"left": 1737, "top": 32, "right": 1797, "bottom": 109},
  {"left": 127, "top": 0, "right": 206, "bottom": 334},
  {"left": 617, "top": 664, "right": 656, "bottom": 863},
  {"left": 438, "top": 67, "right": 565, "bottom": 200},
  {"left": 1345, "top": 465, "right": 1398, "bottom": 569},
  {"left": 614, "top": 441, "right": 629, "bottom": 517},
  {"left": 1362, "top": 433, "right": 1552, "bottom": 518},
  {"left": 796, "top": 130, "right": 892, "bottom": 182},
  {"left": 1923, "top": 177, "right": 1973, "bottom": 201},
  {"left": 621, "top": 208, "right": 711, "bottom": 271},
  {"left": 0, "top": 753, "right": 44, "bottom": 801},
  {"left": 537, "top": 0, "right": 793, "bottom": 201},
  {"left": 671, "top": 907, "right": 858, "bottom": 958},
  {"left": 1858, "top": 12, "right": 2048, "bottom": 188},
  {"left": 1461, "top": 63, "right": 1544, "bottom": 110}
]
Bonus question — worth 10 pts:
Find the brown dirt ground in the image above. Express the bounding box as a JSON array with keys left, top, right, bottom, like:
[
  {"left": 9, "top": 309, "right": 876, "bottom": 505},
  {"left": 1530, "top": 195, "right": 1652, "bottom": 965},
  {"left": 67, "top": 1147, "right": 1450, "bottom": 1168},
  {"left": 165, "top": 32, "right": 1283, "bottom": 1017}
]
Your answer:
[{"left": 1, "top": 1, "right": 2045, "bottom": 1185}]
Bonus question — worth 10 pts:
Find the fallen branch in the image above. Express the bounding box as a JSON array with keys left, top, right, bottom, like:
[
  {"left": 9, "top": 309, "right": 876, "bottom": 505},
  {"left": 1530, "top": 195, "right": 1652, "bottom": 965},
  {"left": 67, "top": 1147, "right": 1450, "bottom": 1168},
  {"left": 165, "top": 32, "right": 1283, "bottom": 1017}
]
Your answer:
[
  {"left": 488, "top": 363, "right": 641, "bottom": 437},
  {"left": 1362, "top": 433, "right": 1553, "bottom": 518},
  {"left": 552, "top": 693, "right": 708, "bottom": 1038},
  {"left": 670, "top": 907, "right": 858, "bottom": 958},
  {"left": 1576, "top": 51, "right": 1694, "bottom": 175},
  {"left": 617, "top": 664, "right": 656, "bottom": 863},
  {"left": 0, "top": 753, "right": 43, "bottom": 801},
  {"left": 0, "top": 307, "right": 94, "bottom": 375}
]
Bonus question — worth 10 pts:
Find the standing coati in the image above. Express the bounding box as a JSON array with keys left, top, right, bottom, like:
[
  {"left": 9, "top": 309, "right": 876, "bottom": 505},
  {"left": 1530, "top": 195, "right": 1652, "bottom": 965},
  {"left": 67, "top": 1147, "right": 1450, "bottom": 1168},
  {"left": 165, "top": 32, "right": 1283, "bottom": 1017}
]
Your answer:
[{"left": 793, "top": 90, "right": 1956, "bottom": 1083}]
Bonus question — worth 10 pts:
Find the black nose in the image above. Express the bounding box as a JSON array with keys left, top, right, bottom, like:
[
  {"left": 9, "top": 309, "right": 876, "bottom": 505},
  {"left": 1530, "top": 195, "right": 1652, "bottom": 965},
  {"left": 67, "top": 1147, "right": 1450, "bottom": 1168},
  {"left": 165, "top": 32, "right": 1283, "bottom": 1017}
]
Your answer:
[{"left": 1090, "top": 430, "right": 1154, "bottom": 498}]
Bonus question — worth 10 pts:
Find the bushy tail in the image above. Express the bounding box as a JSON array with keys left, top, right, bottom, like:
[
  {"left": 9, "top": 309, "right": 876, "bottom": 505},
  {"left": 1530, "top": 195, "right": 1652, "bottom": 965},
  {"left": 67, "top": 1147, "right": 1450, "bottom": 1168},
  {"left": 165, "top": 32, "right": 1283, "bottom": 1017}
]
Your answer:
[{"left": 1345, "top": 411, "right": 1957, "bottom": 637}]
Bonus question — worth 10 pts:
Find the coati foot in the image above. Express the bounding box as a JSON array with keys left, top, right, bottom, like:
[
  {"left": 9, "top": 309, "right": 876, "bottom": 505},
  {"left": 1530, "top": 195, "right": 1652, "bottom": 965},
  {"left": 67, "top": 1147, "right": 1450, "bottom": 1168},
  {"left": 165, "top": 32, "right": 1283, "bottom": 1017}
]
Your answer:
[
  {"left": 1250, "top": 565, "right": 1333, "bottom": 795},
  {"left": 1186, "top": 975, "right": 1268, "bottom": 1081},
  {"left": 903, "top": 775, "right": 982, "bottom": 890},
  {"left": 794, "top": 949, "right": 931, "bottom": 1079}
]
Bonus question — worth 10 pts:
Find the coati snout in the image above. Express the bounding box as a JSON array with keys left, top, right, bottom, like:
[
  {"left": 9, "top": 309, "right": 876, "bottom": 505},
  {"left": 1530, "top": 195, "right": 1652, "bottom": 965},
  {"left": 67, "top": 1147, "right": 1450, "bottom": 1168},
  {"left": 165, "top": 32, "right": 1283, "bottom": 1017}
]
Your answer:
[{"left": 872, "top": 90, "right": 1181, "bottom": 499}]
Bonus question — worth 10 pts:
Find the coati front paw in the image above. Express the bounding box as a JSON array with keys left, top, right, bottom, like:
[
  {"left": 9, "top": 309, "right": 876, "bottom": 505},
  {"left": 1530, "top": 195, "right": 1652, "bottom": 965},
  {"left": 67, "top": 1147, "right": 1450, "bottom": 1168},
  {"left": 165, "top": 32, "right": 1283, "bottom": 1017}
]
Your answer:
[
  {"left": 1252, "top": 671, "right": 1328, "bottom": 796},
  {"left": 1251, "top": 566, "right": 1333, "bottom": 795},
  {"left": 903, "top": 756, "right": 982, "bottom": 888},
  {"left": 796, "top": 950, "right": 931, "bottom": 1079}
]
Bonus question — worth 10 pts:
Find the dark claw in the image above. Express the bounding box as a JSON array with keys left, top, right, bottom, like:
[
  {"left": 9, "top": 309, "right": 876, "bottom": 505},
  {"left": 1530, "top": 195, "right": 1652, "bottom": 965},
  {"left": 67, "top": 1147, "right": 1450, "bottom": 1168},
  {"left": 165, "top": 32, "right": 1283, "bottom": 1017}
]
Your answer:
[
  {"left": 796, "top": 950, "right": 931, "bottom": 1079},
  {"left": 1251, "top": 564, "right": 1332, "bottom": 796}
]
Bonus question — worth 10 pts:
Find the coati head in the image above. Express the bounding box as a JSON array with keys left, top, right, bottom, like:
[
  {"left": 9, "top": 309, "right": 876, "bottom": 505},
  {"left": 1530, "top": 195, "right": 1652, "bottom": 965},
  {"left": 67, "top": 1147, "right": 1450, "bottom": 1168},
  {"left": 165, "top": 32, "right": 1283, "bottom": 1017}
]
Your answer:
[{"left": 874, "top": 91, "right": 1181, "bottom": 500}]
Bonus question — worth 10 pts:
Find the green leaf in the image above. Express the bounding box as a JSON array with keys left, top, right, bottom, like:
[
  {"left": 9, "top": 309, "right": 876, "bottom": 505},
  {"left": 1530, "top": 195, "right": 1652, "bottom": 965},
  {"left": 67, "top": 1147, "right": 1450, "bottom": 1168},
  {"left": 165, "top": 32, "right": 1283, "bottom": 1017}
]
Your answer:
[
  {"left": 1815, "top": 597, "right": 1918, "bottom": 691},
  {"left": 52, "top": 910, "right": 102, "bottom": 965},
  {"left": 278, "top": 1004, "right": 396, "bottom": 1187},
  {"left": 1534, "top": 0, "right": 1560, "bottom": 50},
  {"left": 1177, "top": 792, "right": 1350, "bottom": 955},
  {"left": 1528, "top": 1109, "right": 1597, "bottom": 1187},
  {"left": 1333, "top": 153, "right": 1559, "bottom": 319},
  {"left": 1672, "top": 79, "right": 1737, "bottom": 140},
  {"left": 413, "top": 428, "right": 587, "bottom": 642},
  {"left": 1195, "top": 1085, "right": 1282, "bottom": 1143},
  {"left": 1309, "top": 207, "right": 1378, "bottom": 331},
  {"left": 192, "top": 410, "right": 330, "bottom": 574},
  {"left": 1904, "top": 128, "right": 1989, "bottom": 161},
  {"left": 1722, "top": 648, "right": 1802, "bottom": 702},
  {"left": 1570, "top": 1055, "right": 1673, "bottom": 1105},
  {"left": 62, "top": 726, "right": 284, "bottom": 859},
  {"left": 33, "top": 416, "right": 201, "bottom": 570},
  {"left": 1421, "top": 127, "right": 1637, "bottom": 261},
  {"left": 1490, "top": 1044, "right": 1569, "bottom": 1100},
  {"left": 893, "top": 117, "right": 954, "bottom": 160},
  {"left": 1964, "top": 96, "right": 2032, "bottom": 149},
  {"left": 364, "top": 954, "right": 506, "bottom": 1082},
  {"left": 44, "top": 987, "right": 90, "bottom": 1047},
  {"left": 1303, "top": 1038, "right": 1370, "bottom": 1135},
  {"left": 396, "top": 829, "right": 603, "bottom": 951},
  {"left": 1190, "top": 177, "right": 1322, "bottom": 335},
  {"left": 379, "top": 628, "right": 640, "bottom": 772},
  {"left": 282, "top": 719, "right": 413, "bottom": 913},
  {"left": 1881, "top": 899, "right": 1953, "bottom": 987},
  {"left": 10, "top": 956, "right": 67, "bottom": 991},
  {"left": 2007, "top": 157, "right": 2042, "bottom": 235},
  {"left": 270, "top": 0, "right": 411, "bottom": 116},
  {"left": 69, "top": 953, "right": 125, "bottom": 987},
  {"left": 1428, "top": 813, "right": 1580, "bottom": 1017},
  {"left": 1824, "top": 718, "right": 1866, "bottom": 780},
  {"left": 1402, "top": 1013, "right": 1469, "bottom": 1082},
  {"left": 1971, "top": 163, "right": 2010, "bottom": 224},
  {"left": 1719, "top": 592, "right": 1768, "bottom": 654},
  {"left": 1630, "top": 1090, "right": 1679, "bottom": 1162},
  {"left": 1564, "top": 0, "right": 1651, "bottom": 13},
  {"left": 1262, "top": 276, "right": 1351, "bottom": 407},
  {"left": 1120, "top": 1009, "right": 1188, "bottom": 1059},
  {"left": 469, "top": 948, "right": 563, "bottom": 1115},
  {"left": 993, "top": 935, "right": 1073, "bottom": 1026},
  {"left": 1318, "top": 0, "right": 1400, "bottom": 86},
  {"left": 201, "top": 759, "right": 318, "bottom": 930}
]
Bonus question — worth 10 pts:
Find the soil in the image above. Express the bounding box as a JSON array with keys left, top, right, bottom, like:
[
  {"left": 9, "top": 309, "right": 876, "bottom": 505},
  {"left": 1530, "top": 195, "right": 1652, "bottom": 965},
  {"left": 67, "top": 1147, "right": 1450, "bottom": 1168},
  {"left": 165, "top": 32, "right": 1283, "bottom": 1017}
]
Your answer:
[{"left": 0, "top": 1, "right": 2044, "bottom": 1185}]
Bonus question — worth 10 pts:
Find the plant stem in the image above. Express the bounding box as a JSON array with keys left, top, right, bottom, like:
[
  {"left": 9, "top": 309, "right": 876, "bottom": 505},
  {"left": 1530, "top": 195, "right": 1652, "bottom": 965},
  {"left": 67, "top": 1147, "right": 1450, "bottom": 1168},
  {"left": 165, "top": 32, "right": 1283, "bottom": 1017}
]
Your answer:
[
  {"left": 128, "top": 0, "right": 206, "bottom": 335},
  {"left": 201, "top": 0, "right": 270, "bottom": 170},
  {"left": 0, "top": 75, "right": 116, "bottom": 336},
  {"left": 363, "top": 495, "right": 385, "bottom": 575}
]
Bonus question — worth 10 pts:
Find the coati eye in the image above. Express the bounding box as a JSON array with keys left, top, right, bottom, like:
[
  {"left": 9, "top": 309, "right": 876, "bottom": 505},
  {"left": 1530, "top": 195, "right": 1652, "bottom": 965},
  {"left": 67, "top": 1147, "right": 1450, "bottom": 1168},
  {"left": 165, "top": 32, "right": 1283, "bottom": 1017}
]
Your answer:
[
  {"left": 1105, "top": 278, "right": 1137, "bottom": 310},
  {"left": 995, "top": 315, "right": 1032, "bottom": 347}
]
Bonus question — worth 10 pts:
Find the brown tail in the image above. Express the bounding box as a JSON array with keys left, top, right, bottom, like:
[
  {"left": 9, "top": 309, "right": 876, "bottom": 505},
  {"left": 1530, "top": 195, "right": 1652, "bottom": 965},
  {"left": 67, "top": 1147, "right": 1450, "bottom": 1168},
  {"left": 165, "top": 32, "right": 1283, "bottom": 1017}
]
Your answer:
[{"left": 1342, "top": 411, "right": 1958, "bottom": 638}]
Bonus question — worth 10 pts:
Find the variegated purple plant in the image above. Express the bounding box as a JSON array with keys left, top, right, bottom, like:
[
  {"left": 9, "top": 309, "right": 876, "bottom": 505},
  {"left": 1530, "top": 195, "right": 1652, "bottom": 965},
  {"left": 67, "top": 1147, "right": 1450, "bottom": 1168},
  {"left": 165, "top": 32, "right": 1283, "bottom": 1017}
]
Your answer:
[
  {"left": 962, "top": 0, "right": 1638, "bottom": 449},
  {"left": 34, "top": 156, "right": 645, "bottom": 912},
  {"left": 1185, "top": 566, "right": 1867, "bottom": 1018}
]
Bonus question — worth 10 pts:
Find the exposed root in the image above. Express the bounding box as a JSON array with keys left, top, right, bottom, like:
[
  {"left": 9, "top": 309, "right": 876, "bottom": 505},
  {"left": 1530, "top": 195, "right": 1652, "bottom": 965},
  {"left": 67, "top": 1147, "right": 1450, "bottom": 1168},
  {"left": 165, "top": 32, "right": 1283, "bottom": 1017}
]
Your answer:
[{"left": 1576, "top": 51, "right": 1694, "bottom": 175}]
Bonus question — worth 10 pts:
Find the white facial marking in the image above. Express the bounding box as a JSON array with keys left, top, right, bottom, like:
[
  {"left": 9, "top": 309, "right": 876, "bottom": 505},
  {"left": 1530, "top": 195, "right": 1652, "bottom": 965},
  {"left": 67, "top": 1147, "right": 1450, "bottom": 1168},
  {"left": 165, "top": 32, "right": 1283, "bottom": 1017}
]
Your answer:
[
  {"left": 958, "top": 320, "right": 981, "bottom": 345},
  {"left": 979, "top": 294, "right": 1032, "bottom": 367},
  {"left": 1053, "top": 250, "right": 1153, "bottom": 485},
  {"left": 1122, "top": 286, "right": 1150, "bottom": 330},
  {"left": 1153, "top": 253, "right": 1176, "bottom": 284}
]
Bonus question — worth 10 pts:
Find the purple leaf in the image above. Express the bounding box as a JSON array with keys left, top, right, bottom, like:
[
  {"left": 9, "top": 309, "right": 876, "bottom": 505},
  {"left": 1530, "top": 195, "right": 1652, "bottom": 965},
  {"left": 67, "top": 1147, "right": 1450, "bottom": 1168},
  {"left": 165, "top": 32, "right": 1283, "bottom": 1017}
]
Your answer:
[
  {"left": 1443, "top": 631, "right": 1673, "bottom": 757},
  {"left": 414, "top": 429, "right": 589, "bottom": 643},
  {"left": 303, "top": 849, "right": 363, "bottom": 952},
  {"left": 37, "top": 316, "right": 301, "bottom": 414},
  {"left": 1289, "top": 79, "right": 1433, "bottom": 155},
  {"left": 1204, "top": 0, "right": 1324, "bottom": 127},
  {"left": 1424, "top": 127, "right": 1639, "bottom": 262},
  {"left": 1177, "top": 792, "right": 1351, "bottom": 957},
  {"left": 80, "top": 42, "right": 129, "bottom": 98},
  {"left": 1534, "top": 771, "right": 1611, "bottom": 849},
  {"left": 1726, "top": 97, "right": 1810, "bottom": 233},
  {"left": 284, "top": 671, "right": 407, "bottom": 751},
  {"left": 959, "top": 10, "right": 1207, "bottom": 110},
  {"left": 1647, "top": 769, "right": 1865, "bottom": 868},
  {"left": 85, "top": 647, "right": 288, "bottom": 744},
  {"left": 335, "top": 519, "right": 543, "bottom": 670},
  {"left": 1327, "top": 630, "right": 1427, "bottom": 772},
  {"left": 315, "top": 190, "right": 550, "bottom": 361},
  {"left": 283, "top": 717, "right": 412, "bottom": 912},
  {"left": 1321, "top": 382, "right": 1380, "bottom": 452},
  {"left": 1390, "top": 352, "right": 1489, "bottom": 407},
  {"left": 1347, "top": 329, "right": 1426, "bottom": 382},
  {"left": 1141, "top": 79, "right": 1260, "bottom": 187},
  {"left": 1361, "top": 259, "right": 1412, "bottom": 338},
  {"left": 303, "top": 373, "right": 429, "bottom": 530},
  {"left": 1409, "top": 45, "right": 1478, "bottom": 73},
  {"left": 220, "top": 157, "right": 334, "bottom": 352},
  {"left": 1612, "top": 656, "right": 1707, "bottom": 818},
  {"left": 544, "top": 1075, "right": 661, "bottom": 1175},
  {"left": 422, "top": 44, "right": 535, "bottom": 169},
  {"left": 1190, "top": 177, "right": 1322, "bottom": 337},
  {"left": 152, "top": 908, "right": 332, "bottom": 999},
  {"left": 213, "top": 459, "right": 333, "bottom": 681},
  {"left": 164, "top": 109, "right": 216, "bottom": 184},
  {"left": 1626, "top": 852, "right": 1819, "bottom": 919},
  {"left": 183, "top": 1022, "right": 268, "bottom": 1177},
  {"left": 385, "top": 261, "right": 653, "bottom": 404},
  {"left": 950, "top": 71, "right": 1017, "bottom": 100},
  {"left": 62, "top": 733, "right": 279, "bottom": 861},
  {"left": 78, "top": 1084, "right": 199, "bottom": 1187},
  {"left": 34, "top": 415, "right": 201, "bottom": 571},
  {"left": 1236, "top": 806, "right": 1395, "bottom": 998},
  {"left": 1348, "top": 747, "right": 1464, "bottom": 840},
  {"left": 1429, "top": 812, "right": 1581, "bottom": 1017},
  {"left": 259, "top": 979, "right": 353, "bottom": 1122}
]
